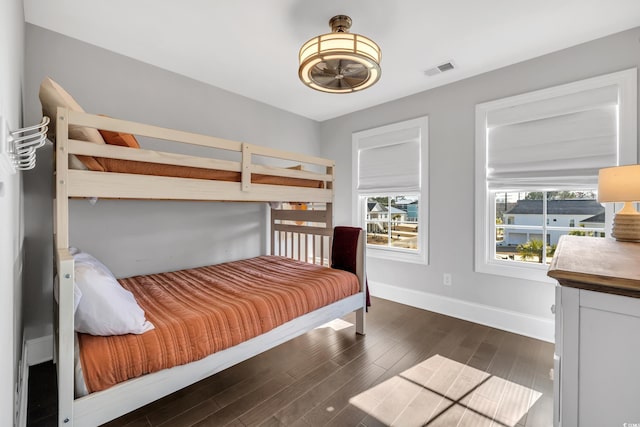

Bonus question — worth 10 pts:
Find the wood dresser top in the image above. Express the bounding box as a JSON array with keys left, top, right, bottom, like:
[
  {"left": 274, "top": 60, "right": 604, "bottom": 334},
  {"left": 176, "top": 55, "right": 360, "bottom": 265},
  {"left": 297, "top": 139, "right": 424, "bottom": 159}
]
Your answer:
[{"left": 548, "top": 235, "right": 640, "bottom": 297}]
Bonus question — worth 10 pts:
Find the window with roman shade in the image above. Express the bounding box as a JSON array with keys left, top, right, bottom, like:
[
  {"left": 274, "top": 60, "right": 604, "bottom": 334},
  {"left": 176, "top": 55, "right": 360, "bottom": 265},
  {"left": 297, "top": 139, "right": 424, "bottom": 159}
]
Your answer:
[
  {"left": 352, "top": 116, "right": 429, "bottom": 264},
  {"left": 475, "top": 68, "right": 637, "bottom": 282}
]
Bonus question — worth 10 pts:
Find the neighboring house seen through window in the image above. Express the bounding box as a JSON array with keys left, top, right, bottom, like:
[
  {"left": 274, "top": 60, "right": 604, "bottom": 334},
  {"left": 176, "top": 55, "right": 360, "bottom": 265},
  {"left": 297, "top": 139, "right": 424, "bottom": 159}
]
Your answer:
[
  {"left": 364, "top": 195, "right": 420, "bottom": 250},
  {"left": 495, "top": 191, "right": 603, "bottom": 265},
  {"left": 475, "top": 69, "right": 637, "bottom": 282}
]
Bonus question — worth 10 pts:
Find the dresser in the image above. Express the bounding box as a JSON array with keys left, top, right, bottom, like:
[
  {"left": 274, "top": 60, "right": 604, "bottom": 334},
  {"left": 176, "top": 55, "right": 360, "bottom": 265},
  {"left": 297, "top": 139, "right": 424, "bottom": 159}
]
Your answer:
[{"left": 548, "top": 235, "right": 640, "bottom": 427}]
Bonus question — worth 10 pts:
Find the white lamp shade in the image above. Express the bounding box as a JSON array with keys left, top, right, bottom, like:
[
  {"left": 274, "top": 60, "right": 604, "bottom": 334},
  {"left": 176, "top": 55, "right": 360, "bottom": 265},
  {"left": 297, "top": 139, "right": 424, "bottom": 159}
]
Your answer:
[{"left": 598, "top": 165, "right": 640, "bottom": 202}]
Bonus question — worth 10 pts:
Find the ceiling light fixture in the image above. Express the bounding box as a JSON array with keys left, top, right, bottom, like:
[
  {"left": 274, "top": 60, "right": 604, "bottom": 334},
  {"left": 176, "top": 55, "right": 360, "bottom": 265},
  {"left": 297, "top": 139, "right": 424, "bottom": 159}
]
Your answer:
[{"left": 298, "top": 15, "right": 381, "bottom": 94}]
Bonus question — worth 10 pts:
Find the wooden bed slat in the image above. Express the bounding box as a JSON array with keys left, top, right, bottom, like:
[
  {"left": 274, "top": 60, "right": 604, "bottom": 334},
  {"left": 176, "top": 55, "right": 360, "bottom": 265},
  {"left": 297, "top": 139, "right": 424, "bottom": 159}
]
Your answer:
[
  {"left": 68, "top": 110, "right": 243, "bottom": 151},
  {"left": 251, "top": 164, "right": 332, "bottom": 182},
  {"left": 273, "top": 223, "right": 333, "bottom": 236},
  {"left": 250, "top": 144, "right": 335, "bottom": 167},
  {"left": 271, "top": 208, "right": 330, "bottom": 223},
  {"left": 68, "top": 140, "right": 242, "bottom": 172},
  {"left": 66, "top": 170, "right": 333, "bottom": 203}
]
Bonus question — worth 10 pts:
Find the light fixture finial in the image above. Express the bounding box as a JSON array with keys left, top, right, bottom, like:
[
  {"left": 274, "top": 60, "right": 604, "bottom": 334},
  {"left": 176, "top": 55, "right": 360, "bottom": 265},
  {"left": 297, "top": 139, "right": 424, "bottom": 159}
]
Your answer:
[
  {"left": 298, "top": 15, "right": 381, "bottom": 94},
  {"left": 329, "top": 15, "right": 352, "bottom": 33}
]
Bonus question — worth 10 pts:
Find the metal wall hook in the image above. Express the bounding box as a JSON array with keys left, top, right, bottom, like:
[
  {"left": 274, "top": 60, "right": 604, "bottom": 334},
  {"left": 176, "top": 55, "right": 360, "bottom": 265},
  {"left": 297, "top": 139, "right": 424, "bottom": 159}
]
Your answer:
[{"left": 8, "top": 116, "right": 50, "bottom": 171}]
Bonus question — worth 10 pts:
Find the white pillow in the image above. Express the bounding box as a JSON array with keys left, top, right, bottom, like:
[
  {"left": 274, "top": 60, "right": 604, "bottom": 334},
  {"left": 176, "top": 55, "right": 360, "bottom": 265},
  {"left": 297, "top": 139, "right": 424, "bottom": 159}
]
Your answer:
[{"left": 73, "top": 251, "right": 154, "bottom": 336}]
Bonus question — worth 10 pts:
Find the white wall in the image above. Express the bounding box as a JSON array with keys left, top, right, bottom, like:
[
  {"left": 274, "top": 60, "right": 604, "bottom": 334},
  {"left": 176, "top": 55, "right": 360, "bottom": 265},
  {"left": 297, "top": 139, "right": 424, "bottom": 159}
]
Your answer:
[
  {"left": 22, "top": 25, "right": 321, "bottom": 332},
  {"left": 320, "top": 26, "right": 640, "bottom": 342},
  {"left": 0, "top": 0, "right": 25, "bottom": 424}
]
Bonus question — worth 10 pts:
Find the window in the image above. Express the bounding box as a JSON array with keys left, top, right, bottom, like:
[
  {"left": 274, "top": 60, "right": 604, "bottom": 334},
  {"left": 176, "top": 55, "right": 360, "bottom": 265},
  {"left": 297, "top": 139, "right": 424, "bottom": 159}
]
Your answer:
[
  {"left": 353, "top": 117, "right": 428, "bottom": 264},
  {"left": 495, "top": 190, "right": 603, "bottom": 265},
  {"left": 364, "top": 195, "right": 420, "bottom": 249},
  {"left": 476, "top": 69, "right": 637, "bottom": 282}
]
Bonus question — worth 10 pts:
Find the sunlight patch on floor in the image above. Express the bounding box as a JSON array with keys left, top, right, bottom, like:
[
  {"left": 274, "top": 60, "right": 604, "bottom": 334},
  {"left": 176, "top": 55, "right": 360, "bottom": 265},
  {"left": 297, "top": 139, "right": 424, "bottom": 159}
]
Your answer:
[
  {"left": 315, "top": 318, "right": 354, "bottom": 331},
  {"left": 349, "top": 354, "right": 542, "bottom": 426}
]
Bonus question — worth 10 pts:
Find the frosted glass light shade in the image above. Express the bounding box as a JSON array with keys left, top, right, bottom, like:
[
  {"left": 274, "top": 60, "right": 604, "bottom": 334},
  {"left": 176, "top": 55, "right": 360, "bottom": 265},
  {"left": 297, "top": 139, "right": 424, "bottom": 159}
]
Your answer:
[
  {"left": 298, "top": 15, "right": 381, "bottom": 93},
  {"left": 598, "top": 164, "right": 640, "bottom": 242}
]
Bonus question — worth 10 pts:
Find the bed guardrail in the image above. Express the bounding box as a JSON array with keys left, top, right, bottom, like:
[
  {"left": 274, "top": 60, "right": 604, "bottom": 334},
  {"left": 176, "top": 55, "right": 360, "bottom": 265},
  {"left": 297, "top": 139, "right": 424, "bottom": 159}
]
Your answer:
[{"left": 270, "top": 203, "right": 333, "bottom": 265}]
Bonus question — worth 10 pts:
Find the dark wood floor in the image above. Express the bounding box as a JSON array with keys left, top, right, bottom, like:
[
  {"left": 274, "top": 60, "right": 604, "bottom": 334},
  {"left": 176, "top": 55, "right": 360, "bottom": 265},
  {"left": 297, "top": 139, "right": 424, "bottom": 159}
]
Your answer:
[{"left": 27, "top": 297, "right": 554, "bottom": 426}]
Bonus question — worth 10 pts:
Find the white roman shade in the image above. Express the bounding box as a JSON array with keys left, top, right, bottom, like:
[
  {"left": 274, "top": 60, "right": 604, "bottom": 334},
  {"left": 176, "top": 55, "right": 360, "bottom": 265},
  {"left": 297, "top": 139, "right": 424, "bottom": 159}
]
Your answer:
[
  {"left": 358, "top": 140, "right": 420, "bottom": 191},
  {"left": 356, "top": 126, "right": 421, "bottom": 192},
  {"left": 486, "top": 84, "right": 619, "bottom": 190}
]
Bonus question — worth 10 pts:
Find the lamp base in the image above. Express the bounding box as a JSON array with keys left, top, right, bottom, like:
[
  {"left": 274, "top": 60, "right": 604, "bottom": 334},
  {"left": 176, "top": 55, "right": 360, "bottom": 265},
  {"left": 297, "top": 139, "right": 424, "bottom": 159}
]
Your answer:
[{"left": 611, "top": 213, "right": 640, "bottom": 242}]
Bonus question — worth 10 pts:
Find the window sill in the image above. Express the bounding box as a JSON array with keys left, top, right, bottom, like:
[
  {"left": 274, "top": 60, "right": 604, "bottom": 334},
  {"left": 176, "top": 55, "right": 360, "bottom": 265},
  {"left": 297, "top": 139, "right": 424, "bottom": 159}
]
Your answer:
[
  {"left": 367, "top": 246, "right": 428, "bottom": 265},
  {"left": 476, "top": 259, "right": 556, "bottom": 284}
]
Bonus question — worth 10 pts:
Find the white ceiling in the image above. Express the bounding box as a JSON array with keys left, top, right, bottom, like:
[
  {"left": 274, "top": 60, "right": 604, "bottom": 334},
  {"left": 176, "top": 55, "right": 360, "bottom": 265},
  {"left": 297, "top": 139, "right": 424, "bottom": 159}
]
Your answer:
[{"left": 24, "top": 0, "right": 640, "bottom": 122}]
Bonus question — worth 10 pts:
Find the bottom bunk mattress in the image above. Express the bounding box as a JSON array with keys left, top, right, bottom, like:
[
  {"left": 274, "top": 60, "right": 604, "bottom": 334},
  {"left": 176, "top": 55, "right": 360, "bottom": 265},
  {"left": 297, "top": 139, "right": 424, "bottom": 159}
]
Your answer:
[{"left": 77, "top": 255, "right": 360, "bottom": 394}]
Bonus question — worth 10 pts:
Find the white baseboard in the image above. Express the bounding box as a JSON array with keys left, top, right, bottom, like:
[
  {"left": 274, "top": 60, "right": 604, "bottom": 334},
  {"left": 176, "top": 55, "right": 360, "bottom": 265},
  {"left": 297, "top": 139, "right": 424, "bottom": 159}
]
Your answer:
[
  {"left": 26, "top": 334, "right": 53, "bottom": 366},
  {"left": 369, "top": 281, "right": 555, "bottom": 343}
]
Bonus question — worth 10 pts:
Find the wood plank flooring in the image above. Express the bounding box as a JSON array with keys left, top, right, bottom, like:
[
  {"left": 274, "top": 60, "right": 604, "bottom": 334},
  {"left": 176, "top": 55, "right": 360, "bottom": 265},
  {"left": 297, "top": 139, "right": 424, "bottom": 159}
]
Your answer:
[{"left": 27, "top": 297, "right": 553, "bottom": 426}]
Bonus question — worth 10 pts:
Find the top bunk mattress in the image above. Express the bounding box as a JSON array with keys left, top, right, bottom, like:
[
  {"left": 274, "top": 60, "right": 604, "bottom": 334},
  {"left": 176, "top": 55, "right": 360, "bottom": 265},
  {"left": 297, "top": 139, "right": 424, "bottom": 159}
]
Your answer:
[
  {"left": 96, "top": 157, "right": 324, "bottom": 188},
  {"left": 77, "top": 255, "right": 360, "bottom": 393}
]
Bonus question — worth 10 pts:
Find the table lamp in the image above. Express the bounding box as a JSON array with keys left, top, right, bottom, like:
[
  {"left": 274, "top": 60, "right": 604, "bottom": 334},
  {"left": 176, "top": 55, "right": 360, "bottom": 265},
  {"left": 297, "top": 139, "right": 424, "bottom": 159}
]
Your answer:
[{"left": 598, "top": 164, "right": 640, "bottom": 242}]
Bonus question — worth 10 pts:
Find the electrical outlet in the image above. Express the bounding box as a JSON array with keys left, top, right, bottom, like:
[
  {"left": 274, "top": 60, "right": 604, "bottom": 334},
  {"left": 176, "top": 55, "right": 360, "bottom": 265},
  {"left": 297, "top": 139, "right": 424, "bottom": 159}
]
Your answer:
[{"left": 443, "top": 273, "right": 452, "bottom": 286}]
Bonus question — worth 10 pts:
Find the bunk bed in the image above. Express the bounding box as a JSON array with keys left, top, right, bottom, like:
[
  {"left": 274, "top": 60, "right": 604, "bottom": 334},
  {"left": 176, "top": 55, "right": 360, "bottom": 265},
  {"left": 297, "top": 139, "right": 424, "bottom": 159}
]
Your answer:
[{"left": 51, "top": 103, "right": 366, "bottom": 426}]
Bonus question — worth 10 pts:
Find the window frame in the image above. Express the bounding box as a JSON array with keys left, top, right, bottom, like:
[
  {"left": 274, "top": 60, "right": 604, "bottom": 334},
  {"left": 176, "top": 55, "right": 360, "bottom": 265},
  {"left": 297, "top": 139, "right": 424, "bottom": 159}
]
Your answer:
[
  {"left": 475, "top": 69, "right": 637, "bottom": 282},
  {"left": 353, "top": 116, "right": 429, "bottom": 265}
]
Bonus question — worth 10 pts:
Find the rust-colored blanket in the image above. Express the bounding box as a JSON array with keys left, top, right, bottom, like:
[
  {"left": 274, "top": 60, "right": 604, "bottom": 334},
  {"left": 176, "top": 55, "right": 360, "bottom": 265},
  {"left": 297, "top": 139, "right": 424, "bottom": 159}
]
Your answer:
[
  {"left": 77, "top": 256, "right": 359, "bottom": 393},
  {"left": 97, "top": 158, "right": 324, "bottom": 188}
]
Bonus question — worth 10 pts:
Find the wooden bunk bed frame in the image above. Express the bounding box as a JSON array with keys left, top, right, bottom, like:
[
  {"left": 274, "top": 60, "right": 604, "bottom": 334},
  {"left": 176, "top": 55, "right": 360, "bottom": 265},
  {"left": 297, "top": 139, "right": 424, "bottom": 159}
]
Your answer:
[{"left": 53, "top": 107, "right": 366, "bottom": 426}]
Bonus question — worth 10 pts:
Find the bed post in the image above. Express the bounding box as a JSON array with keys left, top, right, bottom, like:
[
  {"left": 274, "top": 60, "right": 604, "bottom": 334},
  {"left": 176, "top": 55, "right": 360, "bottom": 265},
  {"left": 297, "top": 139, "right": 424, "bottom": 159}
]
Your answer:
[
  {"left": 355, "top": 229, "right": 366, "bottom": 335},
  {"left": 54, "top": 107, "right": 75, "bottom": 426}
]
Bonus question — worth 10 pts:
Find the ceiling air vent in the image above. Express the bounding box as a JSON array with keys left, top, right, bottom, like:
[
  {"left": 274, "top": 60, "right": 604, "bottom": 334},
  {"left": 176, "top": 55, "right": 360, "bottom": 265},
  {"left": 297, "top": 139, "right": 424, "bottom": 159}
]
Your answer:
[{"left": 424, "top": 61, "right": 456, "bottom": 77}]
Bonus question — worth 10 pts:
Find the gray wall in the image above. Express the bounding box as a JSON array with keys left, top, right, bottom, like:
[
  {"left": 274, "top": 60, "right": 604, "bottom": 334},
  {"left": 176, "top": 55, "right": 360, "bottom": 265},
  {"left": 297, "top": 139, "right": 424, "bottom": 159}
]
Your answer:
[
  {"left": 320, "top": 26, "right": 640, "bottom": 333},
  {"left": 0, "top": 0, "right": 24, "bottom": 423},
  {"left": 23, "top": 24, "right": 321, "bottom": 330},
  {"left": 21, "top": 22, "right": 640, "bottom": 343}
]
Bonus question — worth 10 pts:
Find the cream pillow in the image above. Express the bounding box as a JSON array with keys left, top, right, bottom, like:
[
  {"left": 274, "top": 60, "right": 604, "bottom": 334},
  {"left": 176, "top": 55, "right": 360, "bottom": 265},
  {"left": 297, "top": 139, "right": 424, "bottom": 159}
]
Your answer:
[
  {"left": 39, "top": 77, "right": 106, "bottom": 171},
  {"left": 72, "top": 250, "right": 154, "bottom": 336}
]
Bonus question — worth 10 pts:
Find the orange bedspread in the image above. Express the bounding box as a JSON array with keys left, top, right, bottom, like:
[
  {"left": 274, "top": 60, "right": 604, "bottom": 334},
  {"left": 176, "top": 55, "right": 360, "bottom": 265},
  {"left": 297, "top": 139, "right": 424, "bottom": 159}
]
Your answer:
[
  {"left": 77, "top": 256, "right": 360, "bottom": 393},
  {"left": 97, "top": 158, "right": 324, "bottom": 188}
]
